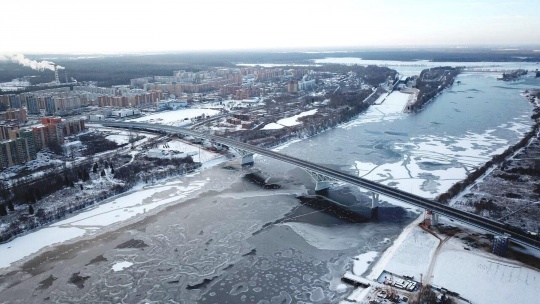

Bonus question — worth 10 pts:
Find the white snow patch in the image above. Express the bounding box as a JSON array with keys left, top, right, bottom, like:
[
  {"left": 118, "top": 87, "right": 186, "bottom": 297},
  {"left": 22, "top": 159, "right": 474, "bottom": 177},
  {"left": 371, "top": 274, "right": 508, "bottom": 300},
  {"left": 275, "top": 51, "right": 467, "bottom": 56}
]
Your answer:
[
  {"left": 352, "top": 251, "right": 378, "bottom": 276},
  {"left": 341, "top": 91, "right": 410, "bottom": 128},
  {"left": 335, "top": 283, "right": 348, "bottom": 293},
  {"left": 0, "top": 226, "right": 85, "bottom": 269},
  {"left": 276, "top": 109, "right": 318, "bottom": 127},
  {"left": 366, "top": 216, "right": 423, "bottom": 280},
  {"left": 432, "top": 248, "right": 540, "bottom": 304},
  {"left": 383, "top": 228, "right": 438, "bottom": 278},
  {"left": 128, "top": 108, "right": 220, "bottom": 127},
  {"left": 53, "top": 181, "right": 206, "bottom": 227},
  {"left": 105, "top": 134, "right": 130, "bottom": 145},
  {"left": 261, "top": 122, "right": 284, "bottom": 130},
  {"left": 161, "top": 140, "right": 221, "bottom": 163},
  {"left": 261, "top": 109, "right": 318, "bottom": 130},
  {"left": 112, "top": 261, "right": 133, "bottom": 272}
]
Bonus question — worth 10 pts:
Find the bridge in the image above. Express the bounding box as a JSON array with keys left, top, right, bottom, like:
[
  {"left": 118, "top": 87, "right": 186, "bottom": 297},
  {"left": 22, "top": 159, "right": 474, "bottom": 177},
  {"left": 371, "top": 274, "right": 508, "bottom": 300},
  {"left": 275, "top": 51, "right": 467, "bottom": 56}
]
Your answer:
[
  {"left": 102, "top": 121, "right": 539, "bottom": 250},
  {"left": 461, "top": 68, "right": 526, "bottom": 73}
]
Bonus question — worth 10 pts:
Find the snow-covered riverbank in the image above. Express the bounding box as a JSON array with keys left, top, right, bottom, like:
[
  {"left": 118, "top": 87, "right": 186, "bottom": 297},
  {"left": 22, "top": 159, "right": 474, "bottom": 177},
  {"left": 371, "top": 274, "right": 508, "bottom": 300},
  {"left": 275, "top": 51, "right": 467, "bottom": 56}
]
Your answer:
[{"left": 0, "top": 145, "right": 227, "bottom": 270}]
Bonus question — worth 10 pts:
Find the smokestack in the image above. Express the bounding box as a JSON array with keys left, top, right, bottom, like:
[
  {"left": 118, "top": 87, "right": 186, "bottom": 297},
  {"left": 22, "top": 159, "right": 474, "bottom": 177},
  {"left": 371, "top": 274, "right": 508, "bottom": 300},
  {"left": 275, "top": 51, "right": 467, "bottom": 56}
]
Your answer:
[
  {"left": 0, "top": 54, "right": 63, "bottom": 71},
  {"left": 54, "top": 65, "right": 60, "bottom": 84}
]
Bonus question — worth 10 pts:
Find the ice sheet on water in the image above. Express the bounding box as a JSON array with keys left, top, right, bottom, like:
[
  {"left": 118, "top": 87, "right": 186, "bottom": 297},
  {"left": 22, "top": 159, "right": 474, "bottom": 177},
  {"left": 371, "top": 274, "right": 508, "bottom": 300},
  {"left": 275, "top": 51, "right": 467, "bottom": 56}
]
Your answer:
[
  {"left": 112, "top": 261, "right": 133, "bottom": 272},
  {"left": 350, "top": 128, "right": 518, "bottom": 198},
  {"left": 282, "top": 222, "right": 366, "bottom": 250},
  {"left": 352, "top": 251, "right": 378, "bottom": 276}
]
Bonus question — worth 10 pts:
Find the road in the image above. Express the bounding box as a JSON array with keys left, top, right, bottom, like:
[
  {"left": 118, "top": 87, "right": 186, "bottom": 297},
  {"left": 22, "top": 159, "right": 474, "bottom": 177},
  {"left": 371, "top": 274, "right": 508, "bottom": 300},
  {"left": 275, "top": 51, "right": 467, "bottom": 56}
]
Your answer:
[{"left": 102, "top": 121, "right": 540, "bottom": 250}]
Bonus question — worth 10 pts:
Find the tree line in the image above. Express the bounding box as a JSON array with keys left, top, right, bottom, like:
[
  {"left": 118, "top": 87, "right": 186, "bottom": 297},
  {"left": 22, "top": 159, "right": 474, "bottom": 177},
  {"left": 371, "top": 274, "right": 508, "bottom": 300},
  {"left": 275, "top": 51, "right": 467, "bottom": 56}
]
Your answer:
[
  {"left": 411, "top": 67, "right": 460, "bottom": 111},
  {"left": 0, "top": 152, "right": 200, "bottom": 243}
]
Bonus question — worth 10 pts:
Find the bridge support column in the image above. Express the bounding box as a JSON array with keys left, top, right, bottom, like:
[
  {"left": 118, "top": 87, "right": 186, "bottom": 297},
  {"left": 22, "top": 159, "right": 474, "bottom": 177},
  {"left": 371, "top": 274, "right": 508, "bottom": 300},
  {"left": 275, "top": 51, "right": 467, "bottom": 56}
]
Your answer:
[
  {"left": 371, "top": 193, "right": 380, "bottom": 209},
  {"left": 371, "top": 193, "right": 380, "bottom": 220},
  {"left": 241, "top": 153, "right": 254, "bottom": 165},
  {"left": 315, "top": 181, "right": 331, "bottom": 192},
  {"left": 432, "top": 212, "right": 439, "bottom": 226},
  {"left": 305, "top": 170, "right": 334, "bottom": 192},
  {"left": 492, "top": 235, "right": 508, "bottom": 257},
  {"left": 423, "top": 210, "right": 439, "bottom": 227},
  {"left": 232, "top": 148, "right": 254, "bottom": 166}
]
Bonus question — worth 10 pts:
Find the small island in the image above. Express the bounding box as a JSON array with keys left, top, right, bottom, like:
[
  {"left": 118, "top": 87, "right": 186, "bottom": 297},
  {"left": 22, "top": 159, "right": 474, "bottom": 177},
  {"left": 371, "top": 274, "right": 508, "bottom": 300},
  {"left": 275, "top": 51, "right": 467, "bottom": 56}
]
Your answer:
[{"left": 498, "top": 69, "right": 528, "bottom": 81}]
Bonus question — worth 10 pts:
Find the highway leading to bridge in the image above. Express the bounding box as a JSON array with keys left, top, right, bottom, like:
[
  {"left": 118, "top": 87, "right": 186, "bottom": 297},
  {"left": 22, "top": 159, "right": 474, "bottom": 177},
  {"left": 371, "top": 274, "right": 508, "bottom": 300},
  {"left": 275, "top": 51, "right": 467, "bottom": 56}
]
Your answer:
[{"left": 102, "top": 121, "right": 539, "bottom": 250}]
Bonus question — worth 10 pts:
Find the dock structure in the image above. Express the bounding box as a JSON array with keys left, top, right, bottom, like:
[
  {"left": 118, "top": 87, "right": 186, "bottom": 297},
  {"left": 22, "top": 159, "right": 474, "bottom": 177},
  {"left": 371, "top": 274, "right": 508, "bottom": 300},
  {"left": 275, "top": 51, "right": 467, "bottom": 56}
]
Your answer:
[{"left": 342, "top": 271, "right": 372, "bottom": 288}]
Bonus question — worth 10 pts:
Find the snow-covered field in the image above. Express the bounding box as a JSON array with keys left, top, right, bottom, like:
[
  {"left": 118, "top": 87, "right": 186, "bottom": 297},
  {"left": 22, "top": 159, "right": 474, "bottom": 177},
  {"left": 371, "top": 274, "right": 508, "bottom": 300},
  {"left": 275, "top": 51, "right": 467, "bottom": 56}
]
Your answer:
[
  {"left": 159, "top": 139, "right": 222, "bottom": 163},
  {"left": 105, "top": 131, "right": 131, "bottom": 145},
  {"left": 261, "top": 122, "right": 285, "bottom": 130},
  {"left": 261, "top": 109, "right": 318, "bottom": 130},
  {"left": 352, "top": 251, "right": 379, "bottom": 277},
  {"left": 381, "top": 228, "right": 438, "bottom": 278},
  {"left": 0, "top": 226, "right": 86, "bottom": 269},
  {"left": 277, "top": 109, "right": 318, "bottom": 126},
  {"left": 366, "top": 217, "right": 424, "bottom": 281},
  {"left": 87, "top": 126, "right": 157, "bottom": 147},
  {"left": 129, "top": 108, "right": 221, "bottom": 127},
  {"left": 342, "top": 91, "right": 410, "bottom": 127},
  {"left": 432, "top": 239, "right": 540, "bottom": 304},
  {"left": 365, "top": 214, "right": 540, "bottom": 304}
]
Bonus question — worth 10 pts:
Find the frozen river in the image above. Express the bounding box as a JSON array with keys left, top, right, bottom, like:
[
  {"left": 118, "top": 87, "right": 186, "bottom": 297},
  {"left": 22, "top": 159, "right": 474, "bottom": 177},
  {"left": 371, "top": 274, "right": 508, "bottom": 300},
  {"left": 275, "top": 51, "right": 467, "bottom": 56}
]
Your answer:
[{"left": 0, "top": 64, "right": 538, "bottom": 303}]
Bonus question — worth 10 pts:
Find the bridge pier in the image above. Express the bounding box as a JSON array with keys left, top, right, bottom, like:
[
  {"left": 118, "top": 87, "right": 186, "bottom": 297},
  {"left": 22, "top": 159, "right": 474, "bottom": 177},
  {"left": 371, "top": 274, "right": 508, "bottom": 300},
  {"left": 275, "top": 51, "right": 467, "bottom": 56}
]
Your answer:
[
  {"left": 371, "top": 193, "right": 380, "bottom": 208},
  {"left": 232, "top": 147, "right": 254, "bottom": 165},
  {"left": 305, "top": 170, "right": 334, "bottom": 192},
  {"left": 241, "top": 153, "right": 254, "bottom": 165},
  {"left": 371, "top": 193, "right": 380, "bottom": 220},
  {"left": 314, "top": 180, "right": 331, "bottom": 192},
  {"left": 492, "top": 235, "right": 509, "bottom": 257},
  {"left": 423, "top": 210, "right": 439, "bottom": 227},
  {"left": 432, "top": 212, "right": 439, "bottom": 226}
]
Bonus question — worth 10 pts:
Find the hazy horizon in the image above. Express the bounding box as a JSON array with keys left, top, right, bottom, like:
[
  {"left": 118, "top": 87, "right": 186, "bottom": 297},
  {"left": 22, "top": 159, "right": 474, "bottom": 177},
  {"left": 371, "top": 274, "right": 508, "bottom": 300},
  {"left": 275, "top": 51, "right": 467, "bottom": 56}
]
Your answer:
[
  {"left": 2, "top": 0, "right": 540, "bottom": 54},
  {"left": 8, "top": 44, "right": 540, "bottom": 57}
]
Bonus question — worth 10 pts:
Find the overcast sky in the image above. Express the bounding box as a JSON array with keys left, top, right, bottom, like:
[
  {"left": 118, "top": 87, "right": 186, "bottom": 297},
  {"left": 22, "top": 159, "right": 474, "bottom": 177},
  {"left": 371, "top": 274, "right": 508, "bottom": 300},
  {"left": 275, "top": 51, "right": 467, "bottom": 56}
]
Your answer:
[{"left": 2, "top": 0, "right": 539, "bottom": 54}]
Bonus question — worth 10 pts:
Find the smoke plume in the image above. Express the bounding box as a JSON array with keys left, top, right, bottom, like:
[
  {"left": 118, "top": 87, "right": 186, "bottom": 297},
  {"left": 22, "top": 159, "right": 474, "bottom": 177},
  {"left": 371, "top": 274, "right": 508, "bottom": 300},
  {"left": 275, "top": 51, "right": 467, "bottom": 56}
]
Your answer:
[{"left": 0, "top": 54, "right": 64, "bottom": 71}]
